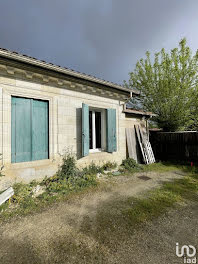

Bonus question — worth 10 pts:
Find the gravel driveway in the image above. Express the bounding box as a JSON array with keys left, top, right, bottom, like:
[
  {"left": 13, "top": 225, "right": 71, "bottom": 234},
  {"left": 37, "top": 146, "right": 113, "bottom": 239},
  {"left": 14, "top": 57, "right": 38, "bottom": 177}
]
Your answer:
[{"left": 0, "top": 170, "right": 197, "bottom": 264}]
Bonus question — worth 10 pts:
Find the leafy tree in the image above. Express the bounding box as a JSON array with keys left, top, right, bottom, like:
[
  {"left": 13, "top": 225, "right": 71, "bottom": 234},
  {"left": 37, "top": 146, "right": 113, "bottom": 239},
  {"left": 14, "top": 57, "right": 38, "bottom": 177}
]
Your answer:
[{"left": 125, "top": 38, "right": 198, "bottom": 131}]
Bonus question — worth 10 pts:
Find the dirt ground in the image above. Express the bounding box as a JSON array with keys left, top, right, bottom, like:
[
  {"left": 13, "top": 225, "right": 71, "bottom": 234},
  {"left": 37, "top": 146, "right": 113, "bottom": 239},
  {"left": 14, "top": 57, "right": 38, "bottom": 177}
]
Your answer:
[{"left": 0, "top": 170, "right": 197, "bottom": 264}]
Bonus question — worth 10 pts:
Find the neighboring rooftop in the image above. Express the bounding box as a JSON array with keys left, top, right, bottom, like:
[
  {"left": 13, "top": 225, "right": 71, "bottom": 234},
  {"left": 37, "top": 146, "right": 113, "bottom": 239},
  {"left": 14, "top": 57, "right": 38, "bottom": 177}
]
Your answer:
[
  {"left": 124, "top": 101, "right": 156, "bottom": 117},
  {"left": 0, "top": 47, "right": 139, "bottom": 95}
]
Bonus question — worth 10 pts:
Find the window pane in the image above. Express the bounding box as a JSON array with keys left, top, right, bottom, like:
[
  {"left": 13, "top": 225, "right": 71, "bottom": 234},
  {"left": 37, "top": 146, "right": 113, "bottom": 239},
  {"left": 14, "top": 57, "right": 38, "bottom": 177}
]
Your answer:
[
  {"left": 95, "top": 111, "right": 101, "bottom": 148},
  {"left": 89, "top": 111, "right": 92, "bottom": 149}
]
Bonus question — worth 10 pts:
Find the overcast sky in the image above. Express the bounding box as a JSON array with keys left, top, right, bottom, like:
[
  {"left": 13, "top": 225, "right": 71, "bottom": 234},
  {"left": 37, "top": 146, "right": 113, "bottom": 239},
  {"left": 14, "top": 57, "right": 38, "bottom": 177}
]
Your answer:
[{"left": 0, "top": 0, "right": 197, "bottom": 84}]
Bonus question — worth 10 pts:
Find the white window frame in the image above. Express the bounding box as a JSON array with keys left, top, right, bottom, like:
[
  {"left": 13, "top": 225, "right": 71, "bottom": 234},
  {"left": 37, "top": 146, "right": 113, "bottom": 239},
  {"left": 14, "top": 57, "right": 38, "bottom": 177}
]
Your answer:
[{"left": 89, "top": 108, "right": 106, "bottom": 153}]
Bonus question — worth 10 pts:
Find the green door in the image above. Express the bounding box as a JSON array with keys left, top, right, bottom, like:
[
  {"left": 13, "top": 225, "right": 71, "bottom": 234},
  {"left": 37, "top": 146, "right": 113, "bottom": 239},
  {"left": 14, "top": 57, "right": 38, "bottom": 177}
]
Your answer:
[{"left": 11, "top": 97, "right": 49, "bottom": 163}]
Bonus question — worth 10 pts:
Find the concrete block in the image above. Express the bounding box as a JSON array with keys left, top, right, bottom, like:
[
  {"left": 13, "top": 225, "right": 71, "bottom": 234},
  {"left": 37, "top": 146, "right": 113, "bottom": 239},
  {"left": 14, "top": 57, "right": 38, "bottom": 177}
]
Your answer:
[{"left": 0, "top": 187, "right": 14, "bottom": 205}]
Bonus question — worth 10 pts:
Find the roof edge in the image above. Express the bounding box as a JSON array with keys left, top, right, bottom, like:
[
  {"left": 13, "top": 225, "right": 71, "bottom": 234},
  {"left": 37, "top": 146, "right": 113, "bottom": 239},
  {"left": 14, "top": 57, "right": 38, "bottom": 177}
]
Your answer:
[
  {"left": 123, "top": 108, "right": 156, "bottom": 117},
  {"left": 0, "top": 48, "right": 140, "bottom": 95}
]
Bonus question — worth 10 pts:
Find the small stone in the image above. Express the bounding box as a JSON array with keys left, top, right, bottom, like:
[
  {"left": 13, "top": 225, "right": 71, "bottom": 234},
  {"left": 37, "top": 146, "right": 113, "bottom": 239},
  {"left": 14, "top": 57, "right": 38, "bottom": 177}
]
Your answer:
[
  {"left": 103, "top": 170, "right": 111, "bottom": 174},
  {"left": 112, "top": 171, "right": 121, "bottom": 176},
  {"left": 97, "top": 173, "right": 102, "bottom": 178},
  {"left": 32, "top": 185, "right": 46, "bottom": 197}
]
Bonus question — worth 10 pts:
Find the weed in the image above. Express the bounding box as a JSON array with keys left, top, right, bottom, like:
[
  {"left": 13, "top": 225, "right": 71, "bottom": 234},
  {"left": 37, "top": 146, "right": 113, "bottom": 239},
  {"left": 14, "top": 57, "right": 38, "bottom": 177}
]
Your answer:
[
  {"left": 121, "top": 158, "right": 141, "bottom": 172},
  {"left": 0, "top": 152, "right": 100, "bottom": 219},
  {"left": 42, "top": 153, "right": 99, "bottom": 194},
  {"left": 82, "top": 162, "right": 104, "bottom": 175},
  {"left": 0, "top": 154, "right": 4, "bottom": 177},
  {"left": 43, "top": 173, "right": 97, "bottom": 194},
  {"left": 57, "top": 152, "right": 77, "bottom": 180},
  {"left": 0, "top": 201, "right": 9, "bottom": 212},
  {"left": 102, "top": 161, "right": 117, "bottom": 171},
  {"left": 11, "top": 183, "right": 33, "bottom": 204}
]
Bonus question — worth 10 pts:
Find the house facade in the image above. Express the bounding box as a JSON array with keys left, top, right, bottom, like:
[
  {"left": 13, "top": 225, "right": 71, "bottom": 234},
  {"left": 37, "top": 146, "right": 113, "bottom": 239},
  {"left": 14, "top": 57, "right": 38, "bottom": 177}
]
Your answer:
[{"left": 0, "top": 48, "right": 148, "bottom": 189}]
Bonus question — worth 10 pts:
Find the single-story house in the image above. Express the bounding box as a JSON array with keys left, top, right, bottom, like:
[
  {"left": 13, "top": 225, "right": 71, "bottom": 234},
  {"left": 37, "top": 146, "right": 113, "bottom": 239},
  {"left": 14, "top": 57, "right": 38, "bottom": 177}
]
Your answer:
[{"left": 0, "top": 48, "right": 151, "bottom": 188}]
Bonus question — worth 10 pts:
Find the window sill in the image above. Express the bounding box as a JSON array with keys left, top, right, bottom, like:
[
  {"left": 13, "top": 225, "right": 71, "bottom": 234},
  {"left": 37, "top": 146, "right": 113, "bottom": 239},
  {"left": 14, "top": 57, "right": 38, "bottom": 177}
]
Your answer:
[
  {"left": 89, "top": 149, "right": 105, "bottom": 154},
  {"left": 9, "top": 159, "right": 52, "bottom": 169}
]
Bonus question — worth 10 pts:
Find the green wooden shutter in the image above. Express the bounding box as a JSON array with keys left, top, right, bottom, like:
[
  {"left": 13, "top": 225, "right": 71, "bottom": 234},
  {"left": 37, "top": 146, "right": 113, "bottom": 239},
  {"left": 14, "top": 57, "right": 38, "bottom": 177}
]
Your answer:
[
  {"left": 107, "top": 108, "right": 117, "bottom": 153},
  {"left": 82, "top": 103, "right": 89, "bottom": 157},
  {"left": 32, "top": 100, "right": 49, "bottom": 161},
  {"left": 11, "top": 97, "right": 49, "bottom": 163},
  {"left": 11, "top": 97, "right": 32, "bottom": 163}
]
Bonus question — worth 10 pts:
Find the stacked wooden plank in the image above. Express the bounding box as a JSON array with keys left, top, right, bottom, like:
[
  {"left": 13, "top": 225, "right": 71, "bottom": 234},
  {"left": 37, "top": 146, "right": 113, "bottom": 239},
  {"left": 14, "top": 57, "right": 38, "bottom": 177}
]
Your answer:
[
  {"left": 0, "top": 187, "right": 14, "bottom": 206},
  {"left": 126, "top": 127, "right": 138, "bottom": 162},
  {"left": 134, "top": 125, "right": 155, "bottom": 164}
]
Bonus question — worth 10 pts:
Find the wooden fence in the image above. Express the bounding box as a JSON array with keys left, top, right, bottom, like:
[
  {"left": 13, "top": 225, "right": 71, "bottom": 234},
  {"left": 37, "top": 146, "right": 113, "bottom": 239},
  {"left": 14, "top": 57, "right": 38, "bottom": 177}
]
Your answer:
[{"left": 149, "top": 131, "right": 198, "bottom": 162}]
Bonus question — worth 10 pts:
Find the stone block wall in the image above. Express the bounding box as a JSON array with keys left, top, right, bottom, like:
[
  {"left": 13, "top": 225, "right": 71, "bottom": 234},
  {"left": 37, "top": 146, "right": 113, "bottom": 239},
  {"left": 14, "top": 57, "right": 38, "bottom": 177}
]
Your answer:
[{"left": 0, "top": 68, "right": 144, "bottom": 189}]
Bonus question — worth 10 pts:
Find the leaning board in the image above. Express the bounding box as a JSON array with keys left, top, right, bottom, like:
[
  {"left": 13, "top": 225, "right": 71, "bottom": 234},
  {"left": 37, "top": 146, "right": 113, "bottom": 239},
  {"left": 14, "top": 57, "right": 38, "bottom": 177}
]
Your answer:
[{"left": 126, "top": 128, "right": 138, "bottom": 162}]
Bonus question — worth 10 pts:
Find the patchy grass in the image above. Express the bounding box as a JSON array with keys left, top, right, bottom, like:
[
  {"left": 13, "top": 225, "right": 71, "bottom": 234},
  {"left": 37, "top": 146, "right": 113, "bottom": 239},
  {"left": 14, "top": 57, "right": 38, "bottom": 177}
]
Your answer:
[
  {"left": 79, "top": 161, "right": 198, "bottom": 244},
  {"left": 120, "top": 158, "right": 184, "bottom": 174},
  {"left": 0, "top": 154, "right": 118, "bottom": 221},
  {"left": 0, "top": 156, "right": 197, "bottom": 223},
  {"left": 1, "top": 161, "right": 198, "bottom": 263},
  {"left": 1, "top": 172, "right": 198, "bottom": 264},
  {"left": 86, "top": 171, "right": 198, "bottom": 247},
  {"left": 0, "top": 180, "right": 101, "bottom": 221},
  {"left": 0, "top": 152, "right": 100, "bottom": 221},
  {"left": 124, "top": 174, "right": 198, "bottom": 225},
  {"left": 141, "top": 162, "right": 182, "bottom": 172}
]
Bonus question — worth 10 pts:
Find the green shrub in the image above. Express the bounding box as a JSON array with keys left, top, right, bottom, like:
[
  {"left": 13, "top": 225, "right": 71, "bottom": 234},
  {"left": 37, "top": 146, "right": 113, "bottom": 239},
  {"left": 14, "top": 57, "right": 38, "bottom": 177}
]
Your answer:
[
  {"left": 82, "top": 162, "right": 104, "bottom": 175},
  {"left": 57, "top": 152, "right": 77, "bottom": 180},
  {"left": 43, "top": 173, "right": 97, "bottom": 194},
  {"left": 12, "top": 183, "right": 33, "bottom": 204},
  {"left": 102, "top": 161, "right": 117, "bottom": 171},
  {"left": 9, "top": 183, "right": 37, "bottom": 212},
  {"left": 82, "top": 161, "right": 117, "bottom": 175},
  {"left": 42, "top": 153, "right": 98, "bottom": 194},
  {"left": 121, "top": 158, "right": 141, "bottom": 172}
]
